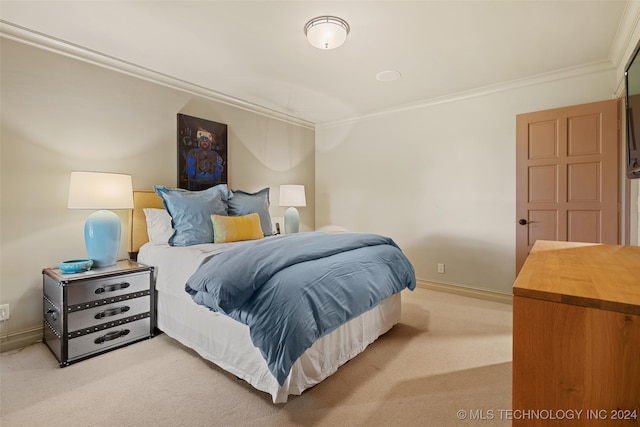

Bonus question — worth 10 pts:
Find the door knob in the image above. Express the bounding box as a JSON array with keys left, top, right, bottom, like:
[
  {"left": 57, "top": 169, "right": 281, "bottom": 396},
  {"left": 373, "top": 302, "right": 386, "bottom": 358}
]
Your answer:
[{"left": 518, "top": 219, "right": 528, "bottom": 225}]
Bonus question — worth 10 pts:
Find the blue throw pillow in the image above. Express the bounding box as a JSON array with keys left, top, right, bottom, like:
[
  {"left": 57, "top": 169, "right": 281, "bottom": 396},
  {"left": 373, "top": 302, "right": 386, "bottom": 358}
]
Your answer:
[
  {"left": 228, "top": 188, "right": 273, "bottom": 236},
  {"left": 154, "top": 184, "right": 232, "bottom": 246}
]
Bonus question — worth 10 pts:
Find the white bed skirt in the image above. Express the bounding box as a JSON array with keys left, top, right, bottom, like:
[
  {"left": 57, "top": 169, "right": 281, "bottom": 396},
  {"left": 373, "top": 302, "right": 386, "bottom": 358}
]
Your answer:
[{"left": 156, "top": 290, "right": 401, "bottom": 403}]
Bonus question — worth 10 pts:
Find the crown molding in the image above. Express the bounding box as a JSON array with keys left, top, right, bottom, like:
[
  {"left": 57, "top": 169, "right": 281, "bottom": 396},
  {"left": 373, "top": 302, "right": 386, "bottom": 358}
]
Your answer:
[
  {"left": 2, "top": 15, "right": 629, "bottom": 131},
  {"left": 0, "top": 20, "right": 315, "bottom": 131},
  {"left": 609, "top": 0, "right": 640, "bottom": 97},
  {"left": 610, "top": 0, "right": 640, "bottom": 72},
  {"left": 318, "top": 59, "right": 616, "bottom": 129}
]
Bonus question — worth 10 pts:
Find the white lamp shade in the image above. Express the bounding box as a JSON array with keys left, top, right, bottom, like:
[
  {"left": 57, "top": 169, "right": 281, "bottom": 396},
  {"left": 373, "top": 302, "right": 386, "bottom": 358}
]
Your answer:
[
  {"left": 304, "top": 16, "right": 350, "bottom": 50},
  {"left": 68, "top": 172, "right": 134, "bottom": 209},
  {"left": 279, "top": 185, "right": 306, "bottom": 207}
]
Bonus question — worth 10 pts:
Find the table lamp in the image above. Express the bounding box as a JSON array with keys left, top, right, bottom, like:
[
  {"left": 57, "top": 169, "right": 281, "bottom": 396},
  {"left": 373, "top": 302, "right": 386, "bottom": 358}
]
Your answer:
[
  {"left": 67, "top": 171, "right": 134, "bottom": 267},
  {"left": 279, "top": 185, "right": 306, "bottom": 234}
]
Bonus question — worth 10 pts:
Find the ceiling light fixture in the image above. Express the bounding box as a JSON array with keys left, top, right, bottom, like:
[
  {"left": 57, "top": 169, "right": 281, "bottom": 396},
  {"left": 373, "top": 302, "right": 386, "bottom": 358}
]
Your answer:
[
  {"left": 304, "top": 16, "right": 350, "bottom": 50},
  {"left": 376, "top": 70, "right": 402, "bottom": 82}
]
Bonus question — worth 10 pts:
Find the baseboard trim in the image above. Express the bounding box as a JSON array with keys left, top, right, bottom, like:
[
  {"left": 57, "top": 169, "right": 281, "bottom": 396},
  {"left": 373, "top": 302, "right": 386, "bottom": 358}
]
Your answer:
[
  {"left": 416, "top": 280, "right": 513, "bottom": 305},
  {"left": 0, "top": 325, "right": 43, "bottom": 353}
]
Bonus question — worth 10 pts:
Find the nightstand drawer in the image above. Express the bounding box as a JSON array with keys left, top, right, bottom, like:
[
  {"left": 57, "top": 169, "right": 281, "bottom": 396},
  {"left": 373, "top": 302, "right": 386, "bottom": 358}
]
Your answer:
[
  {"left": 43, "top": 260, "right": 154, "bottom": 367},
  {"left": 67, "top": 317, "right": 151, "bottom": 361},
  {"left": 66, "top": 271, "right": 150, "bottom": 305},
  {"left": 68, "top": 295, "right": 150, "bottom": 331}
]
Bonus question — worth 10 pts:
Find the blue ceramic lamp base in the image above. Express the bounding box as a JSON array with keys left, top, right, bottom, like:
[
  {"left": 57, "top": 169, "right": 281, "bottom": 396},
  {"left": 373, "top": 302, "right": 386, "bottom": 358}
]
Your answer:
[
  {"left": 85, "top": 210, "right": 121, "bottom": 267},
  {"left": 284, "top": 207, "right": 300, "bottom": 234}
]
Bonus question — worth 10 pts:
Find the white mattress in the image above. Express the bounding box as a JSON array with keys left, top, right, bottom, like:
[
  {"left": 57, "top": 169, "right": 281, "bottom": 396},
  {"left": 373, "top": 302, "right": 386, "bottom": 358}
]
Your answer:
[{"left": 139, "top": 241, "right": 402, "bottom": 403}]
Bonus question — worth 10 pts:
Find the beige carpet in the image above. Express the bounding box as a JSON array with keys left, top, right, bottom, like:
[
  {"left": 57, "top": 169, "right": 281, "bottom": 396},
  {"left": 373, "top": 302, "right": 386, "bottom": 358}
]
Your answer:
[{"left": 0, "top": 288, "right": 513, "bottom": 426}]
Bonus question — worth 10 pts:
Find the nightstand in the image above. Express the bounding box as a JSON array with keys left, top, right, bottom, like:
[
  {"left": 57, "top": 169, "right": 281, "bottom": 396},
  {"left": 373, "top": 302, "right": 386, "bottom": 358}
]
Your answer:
[{"left": 42, "top": 259, "right": 154, "bottom": 367}]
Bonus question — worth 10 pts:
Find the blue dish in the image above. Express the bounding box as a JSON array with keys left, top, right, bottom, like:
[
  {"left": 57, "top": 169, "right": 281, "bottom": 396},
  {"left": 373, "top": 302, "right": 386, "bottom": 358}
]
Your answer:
[{"left": 59, "top": 259, "right": 93, "bottom": 274}]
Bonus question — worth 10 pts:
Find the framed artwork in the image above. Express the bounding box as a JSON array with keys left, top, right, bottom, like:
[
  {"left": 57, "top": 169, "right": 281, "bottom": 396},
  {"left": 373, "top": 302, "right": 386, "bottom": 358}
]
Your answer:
[{"left": 177, "top": 114, "right": 228, "bottom": 190}]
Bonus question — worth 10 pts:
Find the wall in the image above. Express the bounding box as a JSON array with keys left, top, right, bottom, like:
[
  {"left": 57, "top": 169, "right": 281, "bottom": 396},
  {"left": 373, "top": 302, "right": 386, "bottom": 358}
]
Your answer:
[
  {"left": 0, "top": 39, "right": 315, "bottom": 344},
  {"left": 316, "top": 68, "right": 618, "bottom": 295},
  {"left": 2, "top": 9, "right": 639, "bottom": 347}
]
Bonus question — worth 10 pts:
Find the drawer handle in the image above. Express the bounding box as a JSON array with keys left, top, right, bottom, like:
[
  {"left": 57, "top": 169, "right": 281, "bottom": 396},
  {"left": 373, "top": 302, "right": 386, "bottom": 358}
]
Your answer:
[
  {"left": 94, "top": 306, "right": 130, "bottom": 319},
  {"left": 45, "top": 308, "right": 58, "bottom": 322},
  {"left": 95, "top": 282, "right": 130, "bottom": 294},
  {"left": 94, "top": 329, "right": 130, "bottom": 344}
]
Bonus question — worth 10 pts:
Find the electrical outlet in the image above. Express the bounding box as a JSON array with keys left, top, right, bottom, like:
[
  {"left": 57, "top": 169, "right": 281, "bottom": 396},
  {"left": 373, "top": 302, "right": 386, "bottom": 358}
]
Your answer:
[
  {"left": 0, "top": 304, "right": 9, "bottom": 321},
  {"left": 437, "top": 263, "right": 445, "bottom": 274}
]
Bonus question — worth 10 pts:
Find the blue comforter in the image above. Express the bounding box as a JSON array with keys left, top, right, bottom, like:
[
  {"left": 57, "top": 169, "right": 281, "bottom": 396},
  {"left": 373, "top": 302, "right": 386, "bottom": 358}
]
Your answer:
[{"left": 185, "top": 232, "right": 416, "bottom": 385}]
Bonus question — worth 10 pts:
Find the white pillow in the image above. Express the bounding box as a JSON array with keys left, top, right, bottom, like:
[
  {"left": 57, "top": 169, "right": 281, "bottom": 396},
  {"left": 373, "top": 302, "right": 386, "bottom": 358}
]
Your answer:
[{"left": 143, "top": 208, "right": 173, "bottom": 244}]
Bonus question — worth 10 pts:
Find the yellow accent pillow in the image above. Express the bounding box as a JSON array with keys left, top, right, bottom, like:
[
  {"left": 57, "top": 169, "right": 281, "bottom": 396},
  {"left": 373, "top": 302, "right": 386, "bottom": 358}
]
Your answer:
[{"left": 212, "top": 213, "right": 264, "bottom": 243}]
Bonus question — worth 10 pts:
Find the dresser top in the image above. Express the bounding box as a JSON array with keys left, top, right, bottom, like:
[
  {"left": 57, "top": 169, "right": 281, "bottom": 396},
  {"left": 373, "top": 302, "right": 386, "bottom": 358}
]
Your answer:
[
  {"left": 43, "top": 259, "right": 151, "bottom": 282},
  {"left": 513, "top": 240, "right": 640, "bottom": 315}
]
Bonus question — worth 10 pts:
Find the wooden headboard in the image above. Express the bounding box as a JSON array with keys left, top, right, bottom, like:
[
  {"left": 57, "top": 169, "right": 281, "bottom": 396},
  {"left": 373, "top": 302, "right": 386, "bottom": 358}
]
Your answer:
[{"left": 128, "top": 190, "right": 164, "bottom": 257}]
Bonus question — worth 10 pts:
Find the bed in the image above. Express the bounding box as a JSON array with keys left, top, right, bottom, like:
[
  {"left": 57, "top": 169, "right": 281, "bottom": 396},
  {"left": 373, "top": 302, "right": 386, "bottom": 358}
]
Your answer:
[{"left": 128, "top": 188, "right": 415, "bottom": 403}]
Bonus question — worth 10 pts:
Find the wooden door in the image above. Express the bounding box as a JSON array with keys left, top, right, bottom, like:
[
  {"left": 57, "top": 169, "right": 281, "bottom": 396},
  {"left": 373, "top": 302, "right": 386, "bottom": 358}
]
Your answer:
[{"left": 515, "top": 99, "right": 619, "bottom": 274}]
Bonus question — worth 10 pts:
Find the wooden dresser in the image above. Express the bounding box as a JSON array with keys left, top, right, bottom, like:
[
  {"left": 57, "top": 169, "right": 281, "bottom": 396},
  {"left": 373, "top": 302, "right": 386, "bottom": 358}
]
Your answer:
[{"left": 512, "top": 240, "right": 640, "bottom": 426}]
